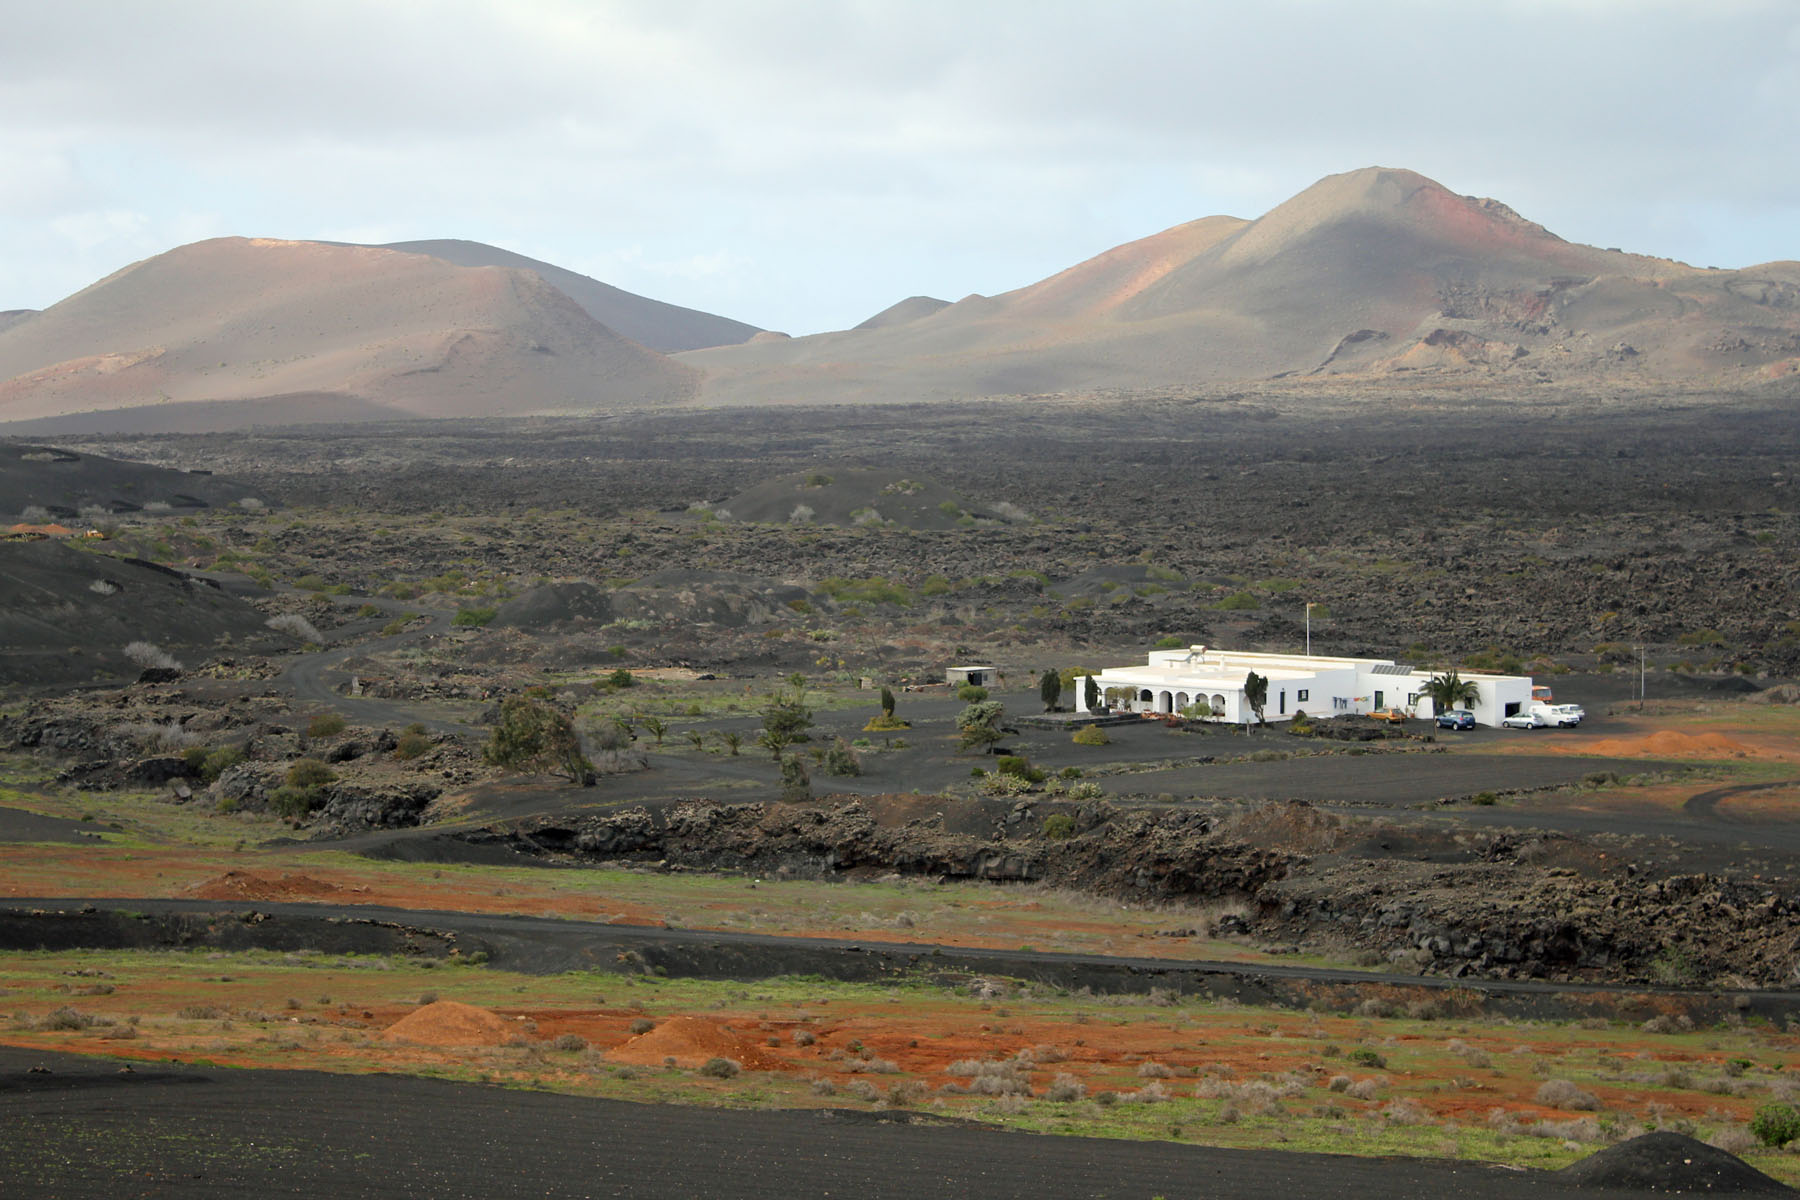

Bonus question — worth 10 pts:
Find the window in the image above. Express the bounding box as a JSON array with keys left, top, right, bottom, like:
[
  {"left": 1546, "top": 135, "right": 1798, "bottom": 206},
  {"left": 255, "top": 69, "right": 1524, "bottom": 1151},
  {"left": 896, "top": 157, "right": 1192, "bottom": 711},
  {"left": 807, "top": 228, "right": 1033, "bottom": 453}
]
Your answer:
[
  {"left": 1374, "top": 690, "right": 1384, "bottom": 709},
  {"left": 1297, "top": 689, "right": 1309, "bottom": 702}
]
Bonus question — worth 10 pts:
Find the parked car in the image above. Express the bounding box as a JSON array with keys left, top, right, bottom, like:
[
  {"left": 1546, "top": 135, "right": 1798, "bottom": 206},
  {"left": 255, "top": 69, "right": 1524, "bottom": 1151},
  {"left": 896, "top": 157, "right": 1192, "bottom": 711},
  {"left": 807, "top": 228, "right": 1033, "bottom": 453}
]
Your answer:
[
  {"left": 1368, "top": 707, "right": 1410, "bottom": 723},
  {"left": 1435, "top": 709, "right": 1476, "bottom": 730},
  {"left": 1502, "top": 711, "right": 1549, "bottom": 729}
]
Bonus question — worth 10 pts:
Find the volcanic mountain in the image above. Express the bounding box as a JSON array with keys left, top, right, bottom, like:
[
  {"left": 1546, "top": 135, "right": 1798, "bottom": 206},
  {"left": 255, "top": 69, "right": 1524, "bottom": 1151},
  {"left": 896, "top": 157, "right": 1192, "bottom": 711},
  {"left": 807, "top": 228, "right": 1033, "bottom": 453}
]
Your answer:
[
  {"left": 359, "top": 239, "right": 762, "bottom": 353},
  {"left": 683, "top": 166, "right": 1800, "bottom": 402},
  {"left": 0, "top": 238, "right": 698, "bottom": 433}
]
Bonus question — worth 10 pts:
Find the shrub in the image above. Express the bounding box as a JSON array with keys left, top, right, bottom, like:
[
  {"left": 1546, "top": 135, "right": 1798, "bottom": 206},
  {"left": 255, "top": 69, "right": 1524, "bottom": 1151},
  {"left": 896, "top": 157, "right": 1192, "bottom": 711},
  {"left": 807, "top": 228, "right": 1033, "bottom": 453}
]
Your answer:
[
  {"left": 452, "top": 606, "right": 497, "bottom": 627},
  {"left": 123, "top": 641, "right": 182, "bottom": 671},
  {"left": 956, "top": 684, "right": 989, "bottom": 703},
  {"left": 823, "top": 738, "right": 862, "bottom": 777},
  {"left": 286, "top": 758, "right": 336, "bottom": 789},
  {"left": 1347, "top": 1048, "right": 1386, "bottom": 1069},
  {"left": 628, "top": 1018, "right": 655, "bottom": 1035},
  {"left": 1046, "top": 1073, "right": 1086, "bottom": 1102},
  {"left": 266, "top": 613, "right": 324, "bottom": 643},
  {"left": 996, "top": 755, "right": 1045, "bottom": 784},
  {"left": 200, "top": 744, "right": 246, "bottom": 783},
  {"left": 1072, "top": 725, "right": 1110, "bottom": 746},
  {"left": 1536, "top": 1079, "right": 1601, "bottom": 1111},
  {"left": 552, "top": 1033, "right": 588, "bottom": 1052},
  {"left": 1751, "top": 1103, "right": 1800, "bottom": 1148},
  {"left": 307, "top": 712, "right": 347, "bottom": 738},
  {"left": 270, "top": 786, "right": 321, "bottom": 820},
  {"left": 1212, "top": 591, "right": 1260, "bottom": 611},
  {"left": 605, "top": 668, "right": 635, "bottom": 689},
  {"left": 699, "top": 1057, "right": 741, "bottom": 1079},
  {"left": 1042, "top": 813, "right": 1077, "bottom": 840},
  {"left": 393, "top": 731, "right": 432, "bottom": 761}
]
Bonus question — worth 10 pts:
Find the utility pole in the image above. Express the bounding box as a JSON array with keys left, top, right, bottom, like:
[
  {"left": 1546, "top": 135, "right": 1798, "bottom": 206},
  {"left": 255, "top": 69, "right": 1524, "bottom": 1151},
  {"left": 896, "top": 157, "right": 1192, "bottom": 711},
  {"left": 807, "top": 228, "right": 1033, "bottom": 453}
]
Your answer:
[{"left": 1305, "top": 602, "right": 1315, "bottom": 656}]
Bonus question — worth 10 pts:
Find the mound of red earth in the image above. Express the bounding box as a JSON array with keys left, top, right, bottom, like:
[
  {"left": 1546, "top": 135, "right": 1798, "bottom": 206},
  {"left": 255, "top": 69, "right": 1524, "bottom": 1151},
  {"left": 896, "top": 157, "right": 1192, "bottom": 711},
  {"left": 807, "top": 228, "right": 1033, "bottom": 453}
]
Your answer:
[
  {"left": 183, "top": 871, "right": 352, "bottom": 902},
  {"left": 605, "top": 1015, "right": 784, "bottom": 1070},
  {"left": 1556, "top": 1131, "right": 1793, "bottom": 1194},
  {"left": 381, "top": 1001, "right": 516, "bottom": 1047}
]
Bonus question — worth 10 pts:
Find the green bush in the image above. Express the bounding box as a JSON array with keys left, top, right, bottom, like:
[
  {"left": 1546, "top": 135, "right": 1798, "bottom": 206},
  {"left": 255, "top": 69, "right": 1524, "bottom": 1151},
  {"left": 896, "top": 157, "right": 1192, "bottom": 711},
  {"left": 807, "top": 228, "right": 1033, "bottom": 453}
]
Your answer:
[
  {"left": 285, "top": 758, "right": 336, "bottom": 789},
  {"left": 1153, "top": 635, "right": 1186, "bottom": 649},
  {"left": 1212, "top": 591, "right": 1260, "bottom": 611},
  {"left": 200, "top": 744, "right": 246, "bottom": 783},
  {"left": 307, "top": 712, "right": 347, "bottom": 738},
  {"left": 269, "top": 785, "right": 321, "bottom": 820},
  {"left": 824, "top": 738, "right": 862, "bottom": 777},
  {"left": 1072, "top": 725, "right": 1110, "bottom": 746},
  {"left": 1348, "top": 1048, "right": 1387, "bottom": 1069},
  {"left": 605, "top": 668, "right": 635, "bottom": 689},
  {"left": 1042, "top": 813, "right": 1077, "bottom": 840},
  {"left": 1752, "top": 1103, "right": 1800, "bottom": 1148},
  {"left": 956, "top": 683, "right": 989, "bottom": 703},
  {"left": 452, "top": 606, "right": 497, "bottom": 627},
  {"left": 393, "top": 731, "right": 432, "bottom": 761},
  {"left": 996, "top": 755, "right": 1046, "bottom": 784}
]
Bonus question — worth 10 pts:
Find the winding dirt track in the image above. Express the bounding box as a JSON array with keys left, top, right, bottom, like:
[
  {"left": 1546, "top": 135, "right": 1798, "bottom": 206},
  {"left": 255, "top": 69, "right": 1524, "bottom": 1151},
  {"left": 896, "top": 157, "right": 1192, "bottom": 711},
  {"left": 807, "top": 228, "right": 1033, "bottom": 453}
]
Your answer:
[{"left": 0, "top": 1045, "right": 1691, "bottom": 1199}]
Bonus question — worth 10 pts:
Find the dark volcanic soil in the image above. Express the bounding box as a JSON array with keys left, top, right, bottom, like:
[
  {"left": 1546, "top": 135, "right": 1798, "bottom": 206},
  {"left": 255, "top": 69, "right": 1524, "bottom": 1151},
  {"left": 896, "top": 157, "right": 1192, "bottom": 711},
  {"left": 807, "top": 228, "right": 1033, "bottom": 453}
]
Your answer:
[{"left": 3, "top": 1044, "right": 1697, "bottom": 1200}]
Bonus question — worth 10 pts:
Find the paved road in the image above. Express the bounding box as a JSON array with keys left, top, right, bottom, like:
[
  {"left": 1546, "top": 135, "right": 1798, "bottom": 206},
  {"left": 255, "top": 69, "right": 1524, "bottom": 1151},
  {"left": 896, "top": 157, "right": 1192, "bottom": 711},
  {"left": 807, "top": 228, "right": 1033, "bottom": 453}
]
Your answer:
[
  {"left": 5, "top": 1045, "right": 1693, "bottom": 1200},
  {"left": 9, "top": 898, "right": 1798, "bottom": 1026}
]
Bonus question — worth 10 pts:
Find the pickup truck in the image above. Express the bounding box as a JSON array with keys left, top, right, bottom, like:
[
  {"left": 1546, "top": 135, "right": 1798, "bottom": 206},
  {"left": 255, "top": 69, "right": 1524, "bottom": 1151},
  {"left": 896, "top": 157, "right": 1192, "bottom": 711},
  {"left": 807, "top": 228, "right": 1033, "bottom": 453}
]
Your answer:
[{"left": 1367, "top": 707, "right": 1411, "bottom": 723}]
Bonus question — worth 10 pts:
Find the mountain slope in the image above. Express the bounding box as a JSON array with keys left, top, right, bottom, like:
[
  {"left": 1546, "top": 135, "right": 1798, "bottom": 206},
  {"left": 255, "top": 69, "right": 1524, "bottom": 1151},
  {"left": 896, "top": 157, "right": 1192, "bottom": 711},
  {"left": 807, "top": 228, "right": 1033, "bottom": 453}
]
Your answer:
[
  {"left": 683, "top": 167, "right": 1800, "bottom": 401},
  {"left": 0, "top": 238, "right": 696, "bottom": 431},
  {"left": 368, "top": 239, "right": 762, "bottom": 352}
]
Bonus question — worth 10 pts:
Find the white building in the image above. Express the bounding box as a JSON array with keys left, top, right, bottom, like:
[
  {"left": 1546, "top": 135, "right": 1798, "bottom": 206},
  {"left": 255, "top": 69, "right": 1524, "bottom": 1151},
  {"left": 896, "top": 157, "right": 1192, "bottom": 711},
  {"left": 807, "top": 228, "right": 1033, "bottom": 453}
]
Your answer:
[{"left": 1076, "top": 645, "right": 1534, "bottom": 728}]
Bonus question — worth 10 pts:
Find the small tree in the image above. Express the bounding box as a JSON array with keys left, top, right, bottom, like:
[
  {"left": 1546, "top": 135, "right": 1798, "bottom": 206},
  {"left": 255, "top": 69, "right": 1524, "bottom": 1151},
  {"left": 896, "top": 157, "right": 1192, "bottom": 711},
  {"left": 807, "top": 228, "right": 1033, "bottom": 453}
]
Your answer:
[
  {"left": 1418, "top": 668, "right": 1481, "bottom": 716},
  {"left": 484, "top": 695, "right": 594, "bottom": 783},
  {"left": 1243, "top": 671, "right": 1268, "bottom": 726},
  {"left": 640, "top": 715, "right": 668, "bottom": 747},
  {"left": 760, "top": 684, "right": 814, "bottom": 761},
  {"left": 1040, "top": 670, "right": 1062, "bottom": 712},
  {"left": 879, "top": 685, "right": 896, "bottom": 719},
  {"left": 1084, "top": 675, "right": 1100, "bottom": 713},
  {"left": 956, "top": 700, "right": 1007, "bottom": 753}
]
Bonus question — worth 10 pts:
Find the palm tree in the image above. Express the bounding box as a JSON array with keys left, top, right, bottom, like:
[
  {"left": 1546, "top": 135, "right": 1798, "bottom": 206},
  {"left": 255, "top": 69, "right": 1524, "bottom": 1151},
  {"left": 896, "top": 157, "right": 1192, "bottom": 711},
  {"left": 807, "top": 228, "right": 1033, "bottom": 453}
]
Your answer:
[{"left": 1419, "top": 668, "right": 1481, "bottom": 716}]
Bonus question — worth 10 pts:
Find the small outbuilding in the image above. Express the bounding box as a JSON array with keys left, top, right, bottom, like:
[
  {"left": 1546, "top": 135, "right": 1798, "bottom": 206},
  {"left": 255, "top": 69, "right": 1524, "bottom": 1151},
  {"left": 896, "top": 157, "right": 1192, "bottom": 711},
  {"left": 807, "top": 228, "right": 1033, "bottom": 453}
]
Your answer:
[{"left": 945, "top": 665, "right": 998, "bottom": 689}]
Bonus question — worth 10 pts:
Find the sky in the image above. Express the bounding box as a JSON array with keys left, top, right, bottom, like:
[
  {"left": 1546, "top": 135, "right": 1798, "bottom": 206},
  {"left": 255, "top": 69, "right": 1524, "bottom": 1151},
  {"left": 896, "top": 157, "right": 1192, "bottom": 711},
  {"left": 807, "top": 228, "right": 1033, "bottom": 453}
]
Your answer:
[{"left": 4, "top": 0, "right": 1797, "bottom": 337}]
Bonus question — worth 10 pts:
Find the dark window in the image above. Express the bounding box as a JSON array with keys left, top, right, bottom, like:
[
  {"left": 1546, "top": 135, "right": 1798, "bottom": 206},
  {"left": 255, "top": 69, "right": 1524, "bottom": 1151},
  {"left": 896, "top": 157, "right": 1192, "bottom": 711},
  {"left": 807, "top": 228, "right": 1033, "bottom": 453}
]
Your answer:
[
  {"left": 1374, "top": 690, "right": 1384, "bottom": 709},
  {"left": 1297, "top": 689, "right": 1309, "bottom": 702}
]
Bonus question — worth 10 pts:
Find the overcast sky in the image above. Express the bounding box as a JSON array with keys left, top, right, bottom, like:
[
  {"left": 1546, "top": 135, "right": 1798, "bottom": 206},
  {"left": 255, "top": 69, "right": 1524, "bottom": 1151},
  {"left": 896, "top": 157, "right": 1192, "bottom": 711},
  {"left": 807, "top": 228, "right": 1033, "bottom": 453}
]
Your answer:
[{"left": 4, "top": 0, "right": 1797, "bottom": 336}]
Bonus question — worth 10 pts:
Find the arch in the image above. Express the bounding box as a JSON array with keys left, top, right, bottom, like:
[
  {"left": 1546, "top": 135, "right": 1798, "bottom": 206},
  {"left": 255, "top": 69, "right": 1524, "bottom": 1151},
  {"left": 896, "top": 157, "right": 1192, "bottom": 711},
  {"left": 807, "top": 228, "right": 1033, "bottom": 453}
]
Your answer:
[
  {"left": 1175, "top": 691, "right": 1190, "bottom": 710},
  {"left": 1138, "top": 689, "right": 1153, "bottom": 703},
  {"left": 1211, "top": 693, "right": 1227, "bottom": 715},
  {"left": 1157, "top": 690, "right": 1173, "bottom": 714}
]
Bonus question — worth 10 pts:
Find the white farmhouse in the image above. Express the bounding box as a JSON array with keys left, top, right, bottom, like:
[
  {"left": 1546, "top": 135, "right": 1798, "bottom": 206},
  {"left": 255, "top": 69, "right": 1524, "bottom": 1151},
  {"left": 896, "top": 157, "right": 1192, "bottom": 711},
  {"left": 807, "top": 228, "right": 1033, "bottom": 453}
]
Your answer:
[{"left": 1077, "top": 645, "right": 1534, "bottom": 727}]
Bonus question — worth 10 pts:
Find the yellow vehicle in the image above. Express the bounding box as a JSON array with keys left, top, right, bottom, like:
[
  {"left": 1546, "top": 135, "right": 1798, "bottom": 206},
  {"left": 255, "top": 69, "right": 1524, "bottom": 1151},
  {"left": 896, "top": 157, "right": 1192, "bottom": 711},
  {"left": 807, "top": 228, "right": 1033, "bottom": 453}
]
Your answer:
[{"left": 1367, "top": 706, "right": 1410, "bottom": 723}]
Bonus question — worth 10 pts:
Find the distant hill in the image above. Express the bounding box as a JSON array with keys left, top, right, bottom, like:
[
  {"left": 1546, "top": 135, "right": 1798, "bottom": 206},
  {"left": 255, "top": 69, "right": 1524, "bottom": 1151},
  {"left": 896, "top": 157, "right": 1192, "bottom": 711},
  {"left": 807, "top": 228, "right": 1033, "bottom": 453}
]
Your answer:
[
  {"left": 854, "top": 296, "right": 951, "bottom": 331},
  {"left": 367, "top": 239, "right": 762, "bottom": 353},
  {"left": 682, "top": 167, "right": 1800, "bottom": 402},
  {"left": 0, "top": 311, "right": 34, "bottom": 335},
  {"left": 0, "top": 238, "right": 697, "bottom": 432}
]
